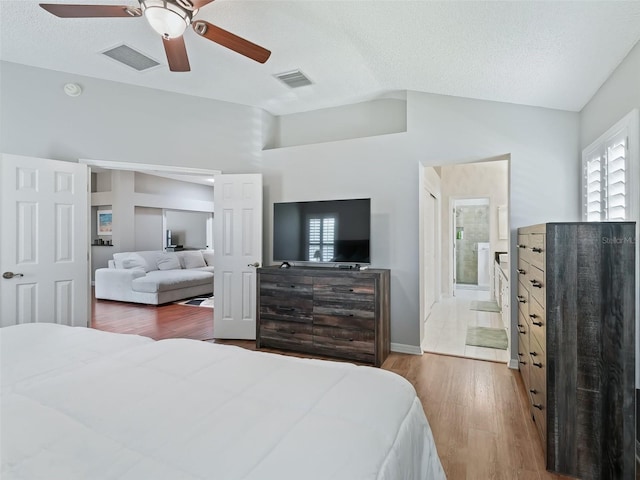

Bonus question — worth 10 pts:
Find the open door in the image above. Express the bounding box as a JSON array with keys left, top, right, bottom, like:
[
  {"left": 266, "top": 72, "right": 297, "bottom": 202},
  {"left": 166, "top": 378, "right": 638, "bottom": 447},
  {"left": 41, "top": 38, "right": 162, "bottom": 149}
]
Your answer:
[
  {"left": 212, "top": 174, "right": 262, "bottom": 339},
  {"left": 0, "top": 154, "right": 89, "bottom": 326}
]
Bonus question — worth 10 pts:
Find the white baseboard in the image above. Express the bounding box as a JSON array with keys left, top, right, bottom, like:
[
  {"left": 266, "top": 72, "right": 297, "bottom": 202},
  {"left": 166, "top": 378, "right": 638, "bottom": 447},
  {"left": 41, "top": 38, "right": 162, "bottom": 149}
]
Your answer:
[
  {"left": 508, "top": 359, "right": 519, "bottom": 369},
  {"left": 390, "top": 343, "right": 422, "bottom": 355}
]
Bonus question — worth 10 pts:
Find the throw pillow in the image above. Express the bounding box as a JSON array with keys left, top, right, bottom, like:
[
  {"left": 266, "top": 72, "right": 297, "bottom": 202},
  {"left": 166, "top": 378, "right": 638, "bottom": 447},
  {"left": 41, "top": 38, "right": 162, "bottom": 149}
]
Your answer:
[
  {"left": 182, "top": 250, "right": 206, "bottom": 269},
  {"left": 113, "top": 252, "right": 148, "bottom": 271},
  {"left": 156, "top": 252, "right": 181, "bottom": 271}
]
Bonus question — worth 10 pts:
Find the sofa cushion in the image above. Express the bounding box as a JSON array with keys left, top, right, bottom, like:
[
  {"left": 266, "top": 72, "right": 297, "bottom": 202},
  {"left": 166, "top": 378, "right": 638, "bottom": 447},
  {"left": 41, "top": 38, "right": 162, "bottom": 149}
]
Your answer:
[
  {"left": 131, "top": 270, "right": 213, "bottom": 293},
  {"left": 201, "top": 250, "right": 215, "bottom": 266},
  {"left": 156, "top": 252, "right": 182, "bottom": 271},
  {"left": 113, "top": 252, "right": 148, "bottom": 271},
  {"left": 180, "top": 251, "right": 206, "bottom": 269}
]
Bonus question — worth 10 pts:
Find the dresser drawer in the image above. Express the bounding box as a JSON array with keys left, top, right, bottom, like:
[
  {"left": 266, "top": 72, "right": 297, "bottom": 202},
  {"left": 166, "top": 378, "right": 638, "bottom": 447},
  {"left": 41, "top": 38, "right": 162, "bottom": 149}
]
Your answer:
[
  {"left": 517, "top": 234, "right": 530, "bottom": 261},
  {"left": 528, "top": 297, "right": 546, "bottom": 351},
  {"left": 528, "top": 233, "right": 545, "bottom": 270},
  {"left": 313, "top": 309, "right": 375, "bottom": 331},
  {"left": 516, "top": 258, "right": 529, "bottom": 279},
  {"left": 259, "top": 273, "right": 313, "bottom": 296},
  {"left": 313, "top": 325, "right": 375, "bottom": 362},
  {"left": 314, "top": 277, "right": 375, "bottom": 300},
  {"left": 516, "top": 281, "right": 529, "bottom": 317},
  {"left": 518, "top": 330, "right": 530, "bottom": 390},
  {"left": 527, "top": 266, "right": 545, "bottom": 308},
  {"left": 259, "top": 319, "right": 313, "bottom": 350},
  {"left": 528, "top": 335, "right": 547, "bottom": 447}
]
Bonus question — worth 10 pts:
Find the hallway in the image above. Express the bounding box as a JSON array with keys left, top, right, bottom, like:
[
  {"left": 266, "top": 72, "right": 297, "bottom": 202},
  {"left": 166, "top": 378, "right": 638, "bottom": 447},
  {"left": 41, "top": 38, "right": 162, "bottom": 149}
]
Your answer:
[{"left": 422, "top": 287, "right": 509, "bottom": 363}]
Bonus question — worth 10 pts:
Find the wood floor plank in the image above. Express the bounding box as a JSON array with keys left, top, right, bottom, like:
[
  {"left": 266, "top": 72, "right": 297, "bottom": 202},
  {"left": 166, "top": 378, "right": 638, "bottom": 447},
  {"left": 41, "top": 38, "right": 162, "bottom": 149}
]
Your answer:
[{"left": 89, "top": 293, "right": 587, "bottom": 480}]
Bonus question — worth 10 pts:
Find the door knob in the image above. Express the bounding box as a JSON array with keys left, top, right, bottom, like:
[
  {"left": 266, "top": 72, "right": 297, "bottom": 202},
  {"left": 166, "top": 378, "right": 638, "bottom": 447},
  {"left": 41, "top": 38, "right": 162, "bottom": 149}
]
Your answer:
[
  {"left": 2, "top": 272, "right": 24, "bottom": 279},
  {"left": 247, "top": 262, "right": 260, "bottom": 268}
]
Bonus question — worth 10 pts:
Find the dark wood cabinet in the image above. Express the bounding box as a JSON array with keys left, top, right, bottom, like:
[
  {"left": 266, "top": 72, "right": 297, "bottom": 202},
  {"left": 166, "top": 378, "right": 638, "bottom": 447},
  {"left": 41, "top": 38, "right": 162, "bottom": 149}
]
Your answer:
[
  {"left": 517, "top": 222, "right": 636, "bottom": 479},
  {"left": 256, "top": 266, "right": 390, "bottom": 366}
]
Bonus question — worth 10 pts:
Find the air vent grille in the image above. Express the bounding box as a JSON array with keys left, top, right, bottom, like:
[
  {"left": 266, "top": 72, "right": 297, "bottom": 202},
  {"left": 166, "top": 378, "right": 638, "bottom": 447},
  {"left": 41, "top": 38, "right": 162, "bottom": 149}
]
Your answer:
[
  {"left": 274, "top": 69, "right": 313, "bottom": 88},
  {"left": 102, "top": 44, "right": 160, "bottom": 71}
]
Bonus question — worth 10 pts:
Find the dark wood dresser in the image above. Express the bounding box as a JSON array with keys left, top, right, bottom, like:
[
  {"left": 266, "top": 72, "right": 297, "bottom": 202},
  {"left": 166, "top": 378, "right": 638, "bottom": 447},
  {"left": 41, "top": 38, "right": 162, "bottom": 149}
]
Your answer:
[
  {"left": 256, "top": 266, "right": 390, "bottom": 366},
  {"left": 517, "top": 222, "right": 635, "bottom": 479}
]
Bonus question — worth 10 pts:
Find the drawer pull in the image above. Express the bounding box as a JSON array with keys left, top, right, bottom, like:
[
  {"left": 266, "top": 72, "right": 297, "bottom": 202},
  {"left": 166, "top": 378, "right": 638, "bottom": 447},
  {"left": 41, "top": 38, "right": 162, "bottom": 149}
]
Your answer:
[
  {"left": 331, "top": 335, "right": 354, "bottom": 342},
  {"left": 532, "top": 320, "right": 543, "bottom": 327},
  {"left": 517, "top": 296, "right": 526, "bottom": 303},
  {"left": 517, "top": 352, "right": 523, "bottom": 357},
  {"left": 277, "top": 329, "right": 297, "bottom": 334},
  {"left": 529, "top": 388, "right": 537, "bottom": 395},
  {"left": 334, "top": 288, "right": 355, "bottom": 293},
  {"left": 531, "top": 247, "right": 543, "bottom": 253},
  {"left": 289, "top": 285, "right": 296, "bottom": 289},
  {"left": 519, "top": 360, "right": 527, "bottom": 365},
  {"left": 529, "top": 279, "right": 542, "bottom": 288},
  {"left": 533, "top": 361, "right": 543, "bottom": 368},
  {"left": 517, "top": 244, "right": 527, "bottom": 249},
  {"left": 276, "top": 307, "right": 295, "bottom": 312},
  {"left": 533, "top": 403, "right": 543, "bottom": 410},
  {"left": 517, "top": 325, "right": 525, "bottom": 334},
  {"left": 517, "top": 268, "right": 526, "bottom": 275},
  {"left": 529, "top": 351, "right": 538, "bottom": 357}
]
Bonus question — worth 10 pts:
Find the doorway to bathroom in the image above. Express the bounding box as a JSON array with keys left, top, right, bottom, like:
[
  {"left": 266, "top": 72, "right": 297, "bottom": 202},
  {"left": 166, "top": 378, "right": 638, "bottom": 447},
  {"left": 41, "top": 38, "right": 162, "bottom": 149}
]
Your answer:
[{"left": 452, "top": 198, "right": 491, "bottom": 292}]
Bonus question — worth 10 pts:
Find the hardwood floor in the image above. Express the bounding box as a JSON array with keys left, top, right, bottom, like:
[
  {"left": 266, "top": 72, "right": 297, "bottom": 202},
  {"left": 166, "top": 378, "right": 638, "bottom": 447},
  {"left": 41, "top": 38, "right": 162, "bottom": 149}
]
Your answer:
[{"left": 92, "top": 295, "right": 574, "bottom": 480}]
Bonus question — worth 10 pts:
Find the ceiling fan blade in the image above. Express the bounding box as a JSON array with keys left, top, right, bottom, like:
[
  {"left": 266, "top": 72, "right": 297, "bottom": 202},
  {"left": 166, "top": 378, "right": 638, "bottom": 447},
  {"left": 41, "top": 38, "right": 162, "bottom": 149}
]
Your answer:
[
  {"left": 189, "top": 0, "right": 214, "bottom": 10},
  {"left": 39, "top": 3, "right": 141, "bottom": 18},
  {"left": 192, "top": 21, "right": 271, "bottom": 64},
  {"left": 163, "top": 36, "right": 191, "bottom": 72}
]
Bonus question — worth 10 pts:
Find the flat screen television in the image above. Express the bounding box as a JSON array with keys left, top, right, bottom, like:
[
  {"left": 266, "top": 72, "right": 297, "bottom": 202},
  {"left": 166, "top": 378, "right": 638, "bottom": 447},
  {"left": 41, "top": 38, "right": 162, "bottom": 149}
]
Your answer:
[{"left": 273, "top": 198, "right": 370, "bottom": 264}]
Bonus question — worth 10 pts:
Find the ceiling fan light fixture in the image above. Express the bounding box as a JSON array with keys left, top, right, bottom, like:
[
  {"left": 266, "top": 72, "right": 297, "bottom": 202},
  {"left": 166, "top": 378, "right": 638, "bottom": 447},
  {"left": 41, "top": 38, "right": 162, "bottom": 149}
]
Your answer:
[{"left": 141, "top": 0, "right": 192, "bottom": 39}]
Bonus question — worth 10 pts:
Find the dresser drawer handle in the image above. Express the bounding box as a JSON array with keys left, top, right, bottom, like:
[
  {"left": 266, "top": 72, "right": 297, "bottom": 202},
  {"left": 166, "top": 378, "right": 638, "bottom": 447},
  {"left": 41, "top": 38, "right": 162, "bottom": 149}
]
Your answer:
[
  {"left": 529, "top": 280, "right": 542, "bottom": 288},
  {"left": 277, "top": 329, "right": 297, "bottom": 334},
  {"left": 517, "top": 352, "right": 523, "bottom": 357},
  {"left": 517, "top": 244, "right": 527, "bottom": 249},
  {"left": 289, "top": 285, "right": 296, "bottom": 288},
  {"left": 529, "top": 388, "right": 537, "bottom": 395},
  {"left": 529, "top": 351, "right": 538, "bottom": 357},
  {"left": 533, "top": 403, "right": 543, "bottom": 410},
  {"left": 334, "top": 288, "right": 355, "bottom": 293},
  {"left": 533, "top": 361, "right": 543, "bottom": 368},
  {"left": 519, "top": 360, "right": 527, "bottom": 365},
  {"left": 331, "top": 335, "right": 354, "bottom": 342},
  {"left": 532, "top": 320, "right": 543, "bottom": 327},
  {"left": 517, "top": 325, "right": 526, "bottom": 334},
  {"left": 517, "top": 296, "right": 526, "bottom": 303},
  {"left": 530, "top": 247, "right": 543, "bottom": 253},
  {"left": 517, "top": 269, "right": 526, "bottom": 275},
  {"left": 276, "top": 307, "right": 295, "bottom": 312}
]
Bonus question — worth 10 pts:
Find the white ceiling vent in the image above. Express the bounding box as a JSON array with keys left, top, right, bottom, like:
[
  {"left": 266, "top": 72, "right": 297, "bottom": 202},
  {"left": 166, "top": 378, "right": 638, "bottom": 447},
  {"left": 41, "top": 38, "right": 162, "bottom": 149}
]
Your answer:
[
  {"left": 102, "top": 45, "right": 160, "bottom": 71},
  {"left": 274, "top": 70, "right": 313, "bottom": 88}
]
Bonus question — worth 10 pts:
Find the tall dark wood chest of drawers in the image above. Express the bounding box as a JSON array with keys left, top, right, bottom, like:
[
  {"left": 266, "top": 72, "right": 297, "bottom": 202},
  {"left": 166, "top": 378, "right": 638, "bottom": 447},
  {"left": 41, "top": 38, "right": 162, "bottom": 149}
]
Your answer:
[
  {"left": 256, "top": 266, "right": 390, "bottom": 366},
  {"left": 517, "top": 222, "right": 635, "bottom": 479}
]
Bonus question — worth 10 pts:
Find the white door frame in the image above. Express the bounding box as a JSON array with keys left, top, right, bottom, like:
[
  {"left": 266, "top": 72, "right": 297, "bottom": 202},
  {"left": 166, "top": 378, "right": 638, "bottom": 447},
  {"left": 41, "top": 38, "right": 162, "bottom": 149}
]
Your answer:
[{"left": 418, "top": 164, "right": 442, "bottom": 349}]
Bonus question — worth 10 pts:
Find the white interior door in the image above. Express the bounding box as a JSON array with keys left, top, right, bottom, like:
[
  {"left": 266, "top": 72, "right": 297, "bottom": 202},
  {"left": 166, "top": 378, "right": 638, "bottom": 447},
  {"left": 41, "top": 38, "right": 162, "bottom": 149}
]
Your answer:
[
  {"left": 0, "top": 154, "right": 89, "bottom": 327},
  {"left": 212, "top": 173, "right": 262, "bottom": 339}
]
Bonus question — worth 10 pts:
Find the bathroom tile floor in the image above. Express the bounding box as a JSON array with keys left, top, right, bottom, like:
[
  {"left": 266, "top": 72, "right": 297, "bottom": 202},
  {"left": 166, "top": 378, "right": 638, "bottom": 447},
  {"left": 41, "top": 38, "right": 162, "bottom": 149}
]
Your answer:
[{"left": 422, "top": 287, "right": 509, "bottom": 363}]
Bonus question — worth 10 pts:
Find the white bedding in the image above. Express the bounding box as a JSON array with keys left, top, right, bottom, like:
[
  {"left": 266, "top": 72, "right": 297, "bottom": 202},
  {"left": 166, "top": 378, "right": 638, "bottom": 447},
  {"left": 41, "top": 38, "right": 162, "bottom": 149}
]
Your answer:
[{"left": 1, "top": 323, "right": 445, "bottom": 480}]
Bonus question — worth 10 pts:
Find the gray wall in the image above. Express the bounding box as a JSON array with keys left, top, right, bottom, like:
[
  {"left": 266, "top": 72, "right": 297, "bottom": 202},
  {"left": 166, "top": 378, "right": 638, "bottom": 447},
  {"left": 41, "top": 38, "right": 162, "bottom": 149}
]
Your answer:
[{"left": 1, "top": 60, "right": 581, "bottom": 352}]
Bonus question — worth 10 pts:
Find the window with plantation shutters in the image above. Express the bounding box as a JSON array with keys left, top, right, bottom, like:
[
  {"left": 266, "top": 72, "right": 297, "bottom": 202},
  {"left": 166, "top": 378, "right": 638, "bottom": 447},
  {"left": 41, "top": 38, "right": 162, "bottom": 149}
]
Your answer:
[
  {"left": 582, "top": 109, "right": 639, "bottom": 223},
  {"left": 307, "top": 215, "right": 336, "bottom": 261}
]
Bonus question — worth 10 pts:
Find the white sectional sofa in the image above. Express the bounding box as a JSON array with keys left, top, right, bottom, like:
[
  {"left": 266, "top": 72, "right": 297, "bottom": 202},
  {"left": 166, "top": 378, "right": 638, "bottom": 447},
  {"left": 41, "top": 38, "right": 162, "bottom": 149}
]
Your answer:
[{"left": 95, "top": 250, "right": 214, "bottom": 305}]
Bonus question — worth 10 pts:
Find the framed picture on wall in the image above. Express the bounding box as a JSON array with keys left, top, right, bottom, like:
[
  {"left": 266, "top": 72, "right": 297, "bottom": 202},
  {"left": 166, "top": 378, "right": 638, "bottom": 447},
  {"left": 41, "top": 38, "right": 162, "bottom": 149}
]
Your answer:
[{"left": 97, "top": 210, "right": 113, "bottom": 236}]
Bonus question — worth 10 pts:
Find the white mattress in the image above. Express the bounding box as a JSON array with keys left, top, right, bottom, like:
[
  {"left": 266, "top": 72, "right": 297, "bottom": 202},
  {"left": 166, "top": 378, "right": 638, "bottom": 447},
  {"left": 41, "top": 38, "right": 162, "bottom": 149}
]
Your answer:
[{"left": 1, "top": 323, "right": 445, "bottom": 480}]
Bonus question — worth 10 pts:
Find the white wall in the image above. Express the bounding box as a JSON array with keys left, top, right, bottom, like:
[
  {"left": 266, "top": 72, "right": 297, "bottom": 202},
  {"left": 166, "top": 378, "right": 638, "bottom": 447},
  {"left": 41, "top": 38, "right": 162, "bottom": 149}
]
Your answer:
[
  {"left": 580, "top": 40, "right": 640, "bottom": 148},
  {"left": 0, "top": 61, "right": 581, "bottom": 353}
]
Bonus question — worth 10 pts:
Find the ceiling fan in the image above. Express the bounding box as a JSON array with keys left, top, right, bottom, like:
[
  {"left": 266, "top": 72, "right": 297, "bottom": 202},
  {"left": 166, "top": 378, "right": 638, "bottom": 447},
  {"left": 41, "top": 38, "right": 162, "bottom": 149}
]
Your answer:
[{"left": 39, "top": 1, "right": 271, "bottom": 72}]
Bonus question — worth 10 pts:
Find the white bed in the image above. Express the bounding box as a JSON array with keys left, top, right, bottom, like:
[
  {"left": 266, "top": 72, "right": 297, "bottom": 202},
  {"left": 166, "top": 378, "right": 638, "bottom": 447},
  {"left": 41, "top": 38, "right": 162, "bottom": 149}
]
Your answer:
[{"left": 1, "top": 323, "right": 445, "bottom": 480}]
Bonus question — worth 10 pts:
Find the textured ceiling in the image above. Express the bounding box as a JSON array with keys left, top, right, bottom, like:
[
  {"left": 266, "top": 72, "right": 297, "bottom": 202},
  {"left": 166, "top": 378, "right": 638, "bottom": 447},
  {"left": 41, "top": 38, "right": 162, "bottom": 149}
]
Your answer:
[{"left": 1, "top": 0, "right": 640, "bottom": 116}]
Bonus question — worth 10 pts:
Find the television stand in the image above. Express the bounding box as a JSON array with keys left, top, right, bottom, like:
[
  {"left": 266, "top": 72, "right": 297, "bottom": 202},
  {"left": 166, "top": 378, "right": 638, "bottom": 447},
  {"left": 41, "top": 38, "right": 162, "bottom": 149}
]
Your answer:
[{"left": 256, "top": 265, "right": 390, "bottom": 366}]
